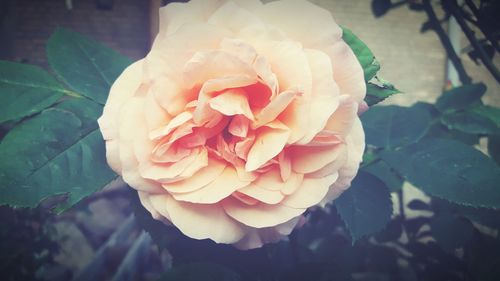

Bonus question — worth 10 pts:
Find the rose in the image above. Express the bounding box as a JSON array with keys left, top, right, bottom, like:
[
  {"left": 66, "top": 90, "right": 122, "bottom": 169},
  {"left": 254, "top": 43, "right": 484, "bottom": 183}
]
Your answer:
[{"left": 98, "top": 0, "right": 366, "bottom": 250}]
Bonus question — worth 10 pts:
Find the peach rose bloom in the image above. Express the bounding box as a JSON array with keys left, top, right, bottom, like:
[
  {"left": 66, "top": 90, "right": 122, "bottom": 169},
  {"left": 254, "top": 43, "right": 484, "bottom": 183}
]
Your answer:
[{"left": 98, "top": 0, "right": 366, "bottom": 249}]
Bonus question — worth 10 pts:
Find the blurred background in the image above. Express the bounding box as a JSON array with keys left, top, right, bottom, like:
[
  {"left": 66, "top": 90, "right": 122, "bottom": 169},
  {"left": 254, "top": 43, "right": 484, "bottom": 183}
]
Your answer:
[{"left": 1, "top": 0, "right": 499, "bottom": 280}]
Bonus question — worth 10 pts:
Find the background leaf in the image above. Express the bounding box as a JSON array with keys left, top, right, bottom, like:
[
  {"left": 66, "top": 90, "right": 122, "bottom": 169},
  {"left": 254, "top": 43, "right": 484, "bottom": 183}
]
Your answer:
[
  {"left": 361, "top": 105, "right": 432, "bottom": 148},
  {"left": 380, "top": 138, "right": 500, "bottom": 209},
  {"left": 430, "top": 212, "right": 474, "bottom": 253},
  {"left": 46, "top": 28, "right": 132, "bottom": 104},
  {"left": 0, "top": 98, "right": 116, "bottom": 208},
  {"left": 440, "top": 111, "right": 499, "bottom": 135},
  {"left": 471, "top": 104, "right": 500, "bottom": 127},
  {"left": 435, "top": 83, "right": 486, "bottom": 113},
  {"left": 488, "top": 135, "right": 500, "bottom": 165},
  {"left": 335, "top": 171, "right": 393, "bottom": 242},
  {"left": 362, "top": 159, "right": 404, "bottom": 192},
  {"left": 0, "top": 61, "right": 66, "bottom": 123}
]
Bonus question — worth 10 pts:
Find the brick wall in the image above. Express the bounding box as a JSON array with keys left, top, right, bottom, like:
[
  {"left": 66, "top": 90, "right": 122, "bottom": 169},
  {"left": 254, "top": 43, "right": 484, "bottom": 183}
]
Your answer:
[{"left": 3, "top": 0, "right": 150, "bottom": 67}]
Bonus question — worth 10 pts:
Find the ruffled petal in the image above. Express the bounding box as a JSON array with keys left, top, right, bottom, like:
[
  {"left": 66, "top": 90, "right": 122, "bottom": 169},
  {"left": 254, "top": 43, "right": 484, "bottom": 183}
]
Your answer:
[
  {"left": 297, "top": 49, "right": 340, "bottom": 144},
  {"left": 257, "top": 0, "right": 342, "bottom": 47},
  {"left": 290, "top": 143, "right": 346, "bottom": 174},
  {"left": 321, "top": 118, "right": 365, "bottom": 205},
  {"left": 209, "top": 88, "right": 254, "bottom": 119},
  {"left": 245, "top": 120, "right": 290, "bottom": 171},
  {"left": 171, "top": 167, "right": 250, "bottom": 204},
  {"left": 222, "top": 198, "right": 305, "bottom": 228},
  {"left": 237, "top": 183, "right": 284, "bottom": 204},
  {"left": 162, "top": 157, "right": 226, "bottom": 193},
  {"left": 99, "top": 60, "right": 144, "bottom": 140},
  {"left": 322, "top": 41, "right": 366, "bottom": 103},
  {"left": 282, "top": 173, "right": 339, "bottom": 209},
  {"left": 324, "top": 95, "right": 358, "bottom": 137},
  {"left": 152, "top": 193, "right": 246, "bottom": 244}
]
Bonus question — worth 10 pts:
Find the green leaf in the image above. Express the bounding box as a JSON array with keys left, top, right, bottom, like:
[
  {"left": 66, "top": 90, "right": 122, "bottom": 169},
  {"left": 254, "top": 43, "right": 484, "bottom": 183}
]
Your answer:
[
  {"left": 471, "top": 104, "right": 500, "bottom": 128},
  {"left": 441, "top": 111, "right": 499, "bottom": 135},
  {"left": 361, "top": 105, "right": 432, "bottom": 148},
  {"left": 342, "top": 27, "right": 380, "bottom": 81},
  {"left": 157, "top": 262, "right": 241, "bottom": 281},
  {"left": 362, "top": 160, "right": 404, "bottom": 192},
  {"left": 0, "top": 99, "right": 116, "bottom": 208},
  {"left": 46, "top": 28, "right": 132, "bottom": 104},
  {"left": 430, "top": 212, "right": 474, "bottom": 252},
  {"left": 380, "top": 138, "right": 500, "bottom": 209},
  {"left": 335, "top": 171, "right": 393, "bottom": 242},
  {"left": 434, "top": 199, "right": 500, "bottom": 230},
  {"left": 435, "top": 83, "right": 486, "bottom": 113},
  {"left": 424, "top": 122, "right": 479, "bottom": 145},
  {"left": 0, "top": 61, "right": 66, "bottom": 123},
  {"left": 365, "top": 79, "right": 401, "bottom": 106},
  {"left": 55, "top": 97, "right": 103, "bottom": 130}
]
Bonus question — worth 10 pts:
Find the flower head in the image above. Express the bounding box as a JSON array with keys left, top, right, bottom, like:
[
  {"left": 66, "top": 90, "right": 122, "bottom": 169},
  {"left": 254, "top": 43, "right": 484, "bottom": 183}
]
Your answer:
[{"left": 98, "top": 0, "right": 365, "bottom": 249}]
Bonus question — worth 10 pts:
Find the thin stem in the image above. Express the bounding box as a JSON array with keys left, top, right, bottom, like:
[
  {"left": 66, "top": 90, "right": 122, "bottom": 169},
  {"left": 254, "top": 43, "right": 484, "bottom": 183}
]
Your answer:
[
  {"left": 422, "top": 0, "right": 473, "bottom": 85},
  {"left": 446, "top": 0, "right": 500, "bottom": 83},
  {"left": 463, "top": 0, "right": 500, "bottom": 52}
]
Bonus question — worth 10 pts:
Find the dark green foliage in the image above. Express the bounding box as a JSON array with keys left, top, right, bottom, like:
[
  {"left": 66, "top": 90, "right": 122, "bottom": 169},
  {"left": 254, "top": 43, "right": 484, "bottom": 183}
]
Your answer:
[
  {"left": 0, "top": 61, "right": 66, "bottom": 123},
  {"left": 361, "top": 105, "right": 432, "bottom": 148},
  {"left": 46, "top": 28, "right": 132, "bottom": 104},
  {"left": 335, "top": 171, "right": 393, "bottom": 242},
  {"left": 380, "top": 138, "right": 500, "bottom": 208}
]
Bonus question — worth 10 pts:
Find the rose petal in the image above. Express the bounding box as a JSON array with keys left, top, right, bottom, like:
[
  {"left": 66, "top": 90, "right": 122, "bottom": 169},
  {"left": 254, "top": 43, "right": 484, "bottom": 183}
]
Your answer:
[
  {"left": 257, "top": 0, "right": 342, "bottom": 47},
  {"left": 99, "top": 59, "right": 144, "bottom": 140},
  {"left": 222, "top": 198, "right": 305, "bottom": 228},
  {"left": 278, "top": 150, "right": 292, "bottom": 182},
  {"left": 324, "top": 95, "right": 358, "bottom": 137},
  {"left": 282, "top": 173, "right": 339, "bottom": 209},
  {"left": 220, "top": 38, "right": 258, "bottom": 65},
  {"left": 253, "top": 88, "right": 300, "bottom": 127},
  {"left": 150, "top": 193, "right": 246, "bottom": 244},
  {"left": 208, "top": 1, "right": 264, "bottom": 34},
  {"left": 297, "top": 49, "right": 340, "bottom": 144},
  {"left": 322, "top": 41, "right": 366, "bottom": 103},
  {"left": 138, "top": 192, "right": 166, "bottom": 221},
  {"left": 290, "top": 143, "right": 346, "bottom": 174},
  {"left": 209, "top": 88, "right": 254, "bottom": 119},
  {"left": 245, "top": 120, "right": 291, "bottom": 172},
  {"left": 321, "top": 118, "right": 365, "bottom": 205},
  {"left": 171, "top": 167, "right": 250, "bottom": 204},
  {"left": 162, "top": 157, "right": 226, "bottom": 193},
  {"left": 139, "top": 148, "right": 204, "bottom": 183},
  {"left": 238, "top": 183, "right": 285, "bottom": 204},
  {"left": 104, "top": 140, "right": 121, "bottom": 173},
  {"left": 280, "top": 173, "right": 304, "bottom": 195},
  {"left": 118, "top": 97, "right": 163, "bottom": 193},
  {"left": 144, "top": 88, "right": 172, "bottom": 131},
  {"left": 228, "top": 115, "right": 250, "bottom": 138},
  {"left": 149, "top": 111, "right": 193, "bottom": 140}
]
